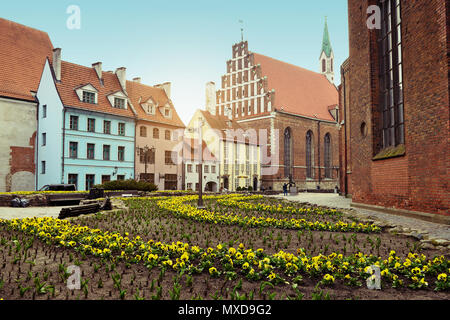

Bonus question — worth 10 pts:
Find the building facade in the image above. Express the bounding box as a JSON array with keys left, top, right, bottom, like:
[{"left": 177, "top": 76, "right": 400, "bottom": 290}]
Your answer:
[
  {"left": 210, "top": 33, "right": 340, "bottom": 191},
  {"left": 127, "top": 79, "right": 185, "bottom": 191},
  {"left": 36, "top": 50, "right": 136, "bottom": 191},
  {"left": 0, "top": 18, "right": 53, "bottom": 192},
  {"left": 187, "top": 108, "right": 261, "bottom": 192},
  {"left": 182, "top": 138, "right": 220, "bottom": 192},
  {"left": 339, "top": 0, "right": 449, "bottom": 218}
]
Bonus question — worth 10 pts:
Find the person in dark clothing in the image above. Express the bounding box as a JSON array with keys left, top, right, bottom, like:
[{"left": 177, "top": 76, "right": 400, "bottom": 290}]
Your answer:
[{"left": 283, "top": 183, "right": 288, "bottom": 196}]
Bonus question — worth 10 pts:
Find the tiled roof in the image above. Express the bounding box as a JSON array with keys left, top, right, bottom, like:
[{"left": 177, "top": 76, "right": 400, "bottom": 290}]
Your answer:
[
  {"left": 182, "top": 138, "right": 217, "bottom": 162},
  {"left": 127, "top": 80, "right": 185, "bottom": 128},
  {"left": 56, "top": 61, "right": 135, "bottom": 119},
  {"left": 199, "top": 110, "right": 258, "bottom": 145},
  {"left": 199, "top": 110, "right": 242, "bottom": 131},
  {"left": 0, "top": 18, "right": 53, "bottom": 101},
  {"left": 253, "top": 53, "right": 338, "bottom": 122}
]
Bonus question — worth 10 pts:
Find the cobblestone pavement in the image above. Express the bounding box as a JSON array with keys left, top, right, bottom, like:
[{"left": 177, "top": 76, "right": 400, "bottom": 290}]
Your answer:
[
  {"left": 0, "top": 206, "right": 69, "bottom": 220},
  {"left": 271, "top": 193, "right": 450, "bottom": 247}
]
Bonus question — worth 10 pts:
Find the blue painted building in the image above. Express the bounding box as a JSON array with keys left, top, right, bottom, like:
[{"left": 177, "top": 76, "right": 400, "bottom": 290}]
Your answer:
[{"left": 36, "top": 49, "right": 136, "bottom": 190}]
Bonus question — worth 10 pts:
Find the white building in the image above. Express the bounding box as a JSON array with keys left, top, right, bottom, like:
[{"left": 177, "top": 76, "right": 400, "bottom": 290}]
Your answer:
[{"left": 182, "top": 138, "right": 219, "bottom": 192}]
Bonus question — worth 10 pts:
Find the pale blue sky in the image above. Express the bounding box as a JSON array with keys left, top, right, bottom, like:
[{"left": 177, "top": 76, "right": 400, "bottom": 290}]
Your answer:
[{"left": 2, "top": 0, "right": 349, "bottom": 125}]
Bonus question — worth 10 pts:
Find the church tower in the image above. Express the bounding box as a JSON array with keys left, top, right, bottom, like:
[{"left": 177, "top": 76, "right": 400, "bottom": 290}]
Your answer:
[{"left": 319, "top": 17, "right": 334, "bottom": 84}]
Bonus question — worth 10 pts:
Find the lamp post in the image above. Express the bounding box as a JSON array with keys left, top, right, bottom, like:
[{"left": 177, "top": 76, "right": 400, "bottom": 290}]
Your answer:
[
  {"left": 136, "top": 145, "right": 155, "bottom": 182},
  {"left": 197, "top": 118, "right": 205, "bottom": 209}
]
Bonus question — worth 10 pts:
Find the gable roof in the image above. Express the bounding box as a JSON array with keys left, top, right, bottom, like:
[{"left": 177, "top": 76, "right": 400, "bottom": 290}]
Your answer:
[
  {"left": 199, "top": 109, "right": 243, "bottom": 131},
  {"left": 126, "top": 80, "right": 185, "bottom": 128},
  {"left": 0, "top": 18, "right": 53, "bottom": 102},
  {"left": 253, "top": 53, "right": 338, "bottom": 122},
  {"left": 55, "top": 61, "right": 135, "bottom": 119}
]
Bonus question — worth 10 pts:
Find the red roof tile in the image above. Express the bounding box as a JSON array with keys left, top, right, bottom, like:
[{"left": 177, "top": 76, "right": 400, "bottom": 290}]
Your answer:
[
  {"left": 0, "top": 18, "right": 53, "bottom": 101},
  {"left": 127, "top": 80, "right": 185, "bottom": 128},
  {"left": 253, "top": 53, "right": 338, "bottom": 122},
  {"left": 56, "top": 61, "right": 135, "bottom": 119}
]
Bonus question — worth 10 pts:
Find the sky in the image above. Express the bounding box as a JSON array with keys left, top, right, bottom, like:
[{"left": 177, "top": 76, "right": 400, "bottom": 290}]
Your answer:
[{"left": 1, "top": 0, "right": 349, "bottom": 125}]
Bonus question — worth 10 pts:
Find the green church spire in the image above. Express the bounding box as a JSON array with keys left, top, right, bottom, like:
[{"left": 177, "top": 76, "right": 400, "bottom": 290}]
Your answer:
[{"left": 321, "top": 17, "right": 333, "bottom": 58}]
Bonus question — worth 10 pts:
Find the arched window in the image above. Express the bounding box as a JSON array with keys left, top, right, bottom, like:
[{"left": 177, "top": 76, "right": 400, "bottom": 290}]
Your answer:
[
  {"left": 306, "top": 131, "right": 314, "bottom": 179},
  {"left": 284, "top": 128, "right": 292, "bottom": 178},
  {"left": 322, "top": 59, "right": 326, "bottom": 73},
  {"left": 140, "top": 126, "right": 147, "bottom": 137},
  {"left": 153, "top": 128, "right": 159, "bottom": 139},
  {"left": 324, "top": 133, "right": 332, "bottom": 178}
]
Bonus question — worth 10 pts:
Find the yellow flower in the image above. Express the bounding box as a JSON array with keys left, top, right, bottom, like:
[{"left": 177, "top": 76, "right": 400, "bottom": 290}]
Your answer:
[
  {"left": 242, "top": 262, "right": 250, "bottom": 270},
  {"left": 437, "top": 273, "right": 447, "bottom": 281}
]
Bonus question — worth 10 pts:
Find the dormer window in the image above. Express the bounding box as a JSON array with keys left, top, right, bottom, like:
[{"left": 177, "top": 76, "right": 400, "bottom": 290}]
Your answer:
[
  {"left": 163, "top": 104, "right": 172, "bottom": 118},
  {"left": 142, "top": 100, "right": 156, "bottom": 115},
  {"left": 114, "top": 97, "right": 125, "bottom": 109},
  {"left": 83, "top": 91, "right": 96, "bottom": 104}
]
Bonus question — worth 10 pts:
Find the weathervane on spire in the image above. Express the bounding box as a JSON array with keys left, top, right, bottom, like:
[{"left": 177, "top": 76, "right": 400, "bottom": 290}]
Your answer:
[{"left": 239, "top": 19, "right": 244, "bottom": 42}]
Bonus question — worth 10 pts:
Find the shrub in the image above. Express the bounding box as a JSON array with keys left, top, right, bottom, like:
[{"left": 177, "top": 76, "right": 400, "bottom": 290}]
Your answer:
[{"left": 93, "top": 179, "right": 158, "bottom": 192}]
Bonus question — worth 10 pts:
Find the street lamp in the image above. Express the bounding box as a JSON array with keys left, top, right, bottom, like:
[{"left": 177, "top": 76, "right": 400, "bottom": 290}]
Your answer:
[
  {"left": 197, "top": 118, "right": 205, "bottom": 209},
  {"left": 136, "top": 145, "right": 155, "bottom": 182}
]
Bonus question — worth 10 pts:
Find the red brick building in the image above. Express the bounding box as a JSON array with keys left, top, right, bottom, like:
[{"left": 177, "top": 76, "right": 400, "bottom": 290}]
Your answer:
[
  {"left": 210, "top": 37, "right": 340, "bottom": 191},
  {"left": 339, "top": 0, "right": 449, "bottom": 220}
]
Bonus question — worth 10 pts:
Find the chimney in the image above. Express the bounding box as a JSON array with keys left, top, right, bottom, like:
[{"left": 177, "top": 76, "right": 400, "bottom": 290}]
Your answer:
[
  {"left": 205, "top": 81, "right": 216, "bottom": 116},
  {"left": 115, "top": 67, "right": 127, "bottom": 91},
  {"left": 92, "top": 62, "right": 102, "bottom": 81},
  {"left": 155, "top": 82, "right": 171, "bottom": 99},
  {"left": 52, "top": 48, "right": 61, "bottom": 82},
  {"left": 133, "top": 77, "right": 141, "bottom": 83}
]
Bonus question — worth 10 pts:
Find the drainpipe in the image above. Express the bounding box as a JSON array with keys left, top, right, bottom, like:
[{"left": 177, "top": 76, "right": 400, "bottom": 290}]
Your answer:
[
  {"left": 317, "top": 120, "right": 321, "bottom": 187},
  {"left": 35, "top": 98, "right": 40, "bottom": 191},
  {"left": 342, "top": 66, "right": 349, "bottom": 196},
  {"left": 62, "top": 108, "right": 66, "bottom": 184}
]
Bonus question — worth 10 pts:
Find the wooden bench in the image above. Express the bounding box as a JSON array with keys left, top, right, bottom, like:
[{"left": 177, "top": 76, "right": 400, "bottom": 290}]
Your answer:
[
  {"left": 58, "top": 198, "right": 112, "bottom": 219},
  {"left": 58, "top": 203, "right": 100, "bottom": 219}
]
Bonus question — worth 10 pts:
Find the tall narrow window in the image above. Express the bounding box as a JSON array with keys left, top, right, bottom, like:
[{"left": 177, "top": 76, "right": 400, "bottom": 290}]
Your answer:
[
  {"left": 85, "top": 174, "right": 95, "bottom": 190},
  {"left": 42, "top": 133, "right": 46, "bottom": 146},
  {"left": 118, "top": 146, "right": 125, "bottom": 162},
  {"left": 41, "top": 161, "right": 46, "bottom": 174},
  {"left": 153, "top": 128, "right": 159, "bottom": 139},
  {"left": 379, "top": 0, "right": 404, "bottom": 148},
  {"left": 284, "top": 128, "right": 292, "bottom": 178},
  {"left": 87, "top": 118, "right": 95, "bottom": 132},
  {"left": 140, "top": 126, "right": 147, "bottom": 137},
  {"left": 103, "top": 121, "right": 111, "bottom": 134},
  {"left": 324, "top": 133, "right": 332, "bottom": 179},
  {"left": 118, "top": 123, "right": 125, "bottom": 136},
  {"left": 69, "top": 116, "right": 79, "bottom": 130},
  {"left": 103, "top": 145, "right": 110, "bottom": 160},
  {"left": 87, "top": 143, "right": 95, "bottom": 159},
  {"left": 322, "top": 59, "right": 326, "bottom": 73},
  {"left": 42, "top": 105, "right": 47, "bottom": 118},
  {"left": 306, "top": 131, "right": 313, "bottom": 179},
  {"left": 69, "top": 142, "right": 78, "bottom": 159}
]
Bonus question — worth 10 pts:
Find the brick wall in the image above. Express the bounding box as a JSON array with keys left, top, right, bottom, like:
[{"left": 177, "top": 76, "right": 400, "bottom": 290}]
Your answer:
[
  {"left": 346, "top": 0, "right": 450, "bottom": 215},
  {"left": 239, "top": 112, "right": 340, "bottom": 191}
]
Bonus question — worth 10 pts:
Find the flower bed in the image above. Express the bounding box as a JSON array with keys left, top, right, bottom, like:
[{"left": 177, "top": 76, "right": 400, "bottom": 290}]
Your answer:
[{"left": 0, "top": 194, "right": 448, "bottom": 300}]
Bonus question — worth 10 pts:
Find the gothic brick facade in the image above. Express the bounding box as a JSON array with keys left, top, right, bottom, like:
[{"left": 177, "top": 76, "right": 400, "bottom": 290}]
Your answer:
[
  {"left": 213, "top": 40, "right": 340, "bottom": 191},
  {"left": 340, "top": 0, "right": 450, "bottom": 216}
]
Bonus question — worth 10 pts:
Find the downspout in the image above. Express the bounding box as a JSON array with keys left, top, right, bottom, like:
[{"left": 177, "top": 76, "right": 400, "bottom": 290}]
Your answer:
[
  {"left": 342, "top": 66, "right": 349, "bottom": 196},
  {"left": 317, "top": 120, "right": 321, "bottom": 187},
  {"left": 35, "top": 98, "right": 40, "bottom": 191},
  {"left": 62, "top": 108, "right": 66, "bottom": 184},
  {"left": 134, "top": 118, "right": 137, "bottom": 181}
]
